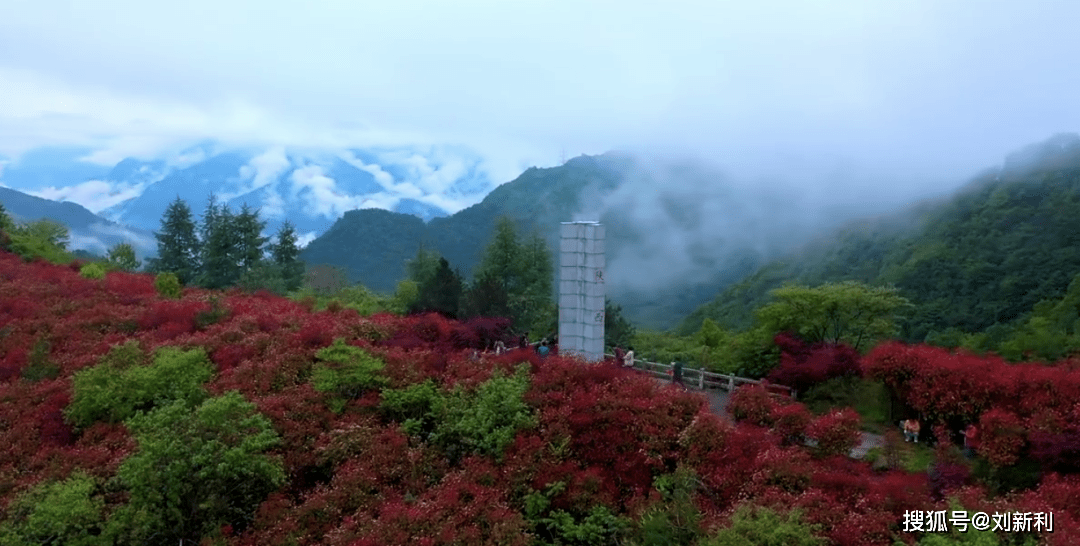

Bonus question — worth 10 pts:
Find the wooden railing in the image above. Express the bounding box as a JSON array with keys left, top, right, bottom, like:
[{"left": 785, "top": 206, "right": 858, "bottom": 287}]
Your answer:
[{"left": 605, "top": 354, "right": 794, "bottom": 398}]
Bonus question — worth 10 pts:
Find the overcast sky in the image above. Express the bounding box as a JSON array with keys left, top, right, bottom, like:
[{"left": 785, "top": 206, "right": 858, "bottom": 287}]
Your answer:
[{"left": 2, "top": 0, "right": 1079, "bottom": 189}]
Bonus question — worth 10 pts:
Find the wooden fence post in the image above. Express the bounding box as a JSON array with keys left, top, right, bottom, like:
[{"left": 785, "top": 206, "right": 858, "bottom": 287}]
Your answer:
[{"left": 698, "top": 369, "right": 704, "bottom": 389}]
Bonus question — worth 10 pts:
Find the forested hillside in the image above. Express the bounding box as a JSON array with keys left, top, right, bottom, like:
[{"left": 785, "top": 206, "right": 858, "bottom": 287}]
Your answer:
[{"left": 679, "top": 134, "right": 1080, "bottom": 359}]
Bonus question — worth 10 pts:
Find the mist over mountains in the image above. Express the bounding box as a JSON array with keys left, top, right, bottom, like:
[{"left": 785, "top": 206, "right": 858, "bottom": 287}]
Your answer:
[
  {"left": 0, "top": 141, "right": 498, "bottom": 257},
  {"left": 5, "top": 134, "right": 1065, "bottom": 329}
]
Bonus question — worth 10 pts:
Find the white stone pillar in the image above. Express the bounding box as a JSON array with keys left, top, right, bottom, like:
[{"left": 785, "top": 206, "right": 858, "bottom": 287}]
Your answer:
[{"left": 559, "top": 221, "right": 605, "bottom": 361}]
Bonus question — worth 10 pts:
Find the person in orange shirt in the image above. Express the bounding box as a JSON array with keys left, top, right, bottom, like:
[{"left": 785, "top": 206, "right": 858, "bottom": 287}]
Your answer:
[{"left": 903, "top": 419, "right": 921, "bottom": 443}]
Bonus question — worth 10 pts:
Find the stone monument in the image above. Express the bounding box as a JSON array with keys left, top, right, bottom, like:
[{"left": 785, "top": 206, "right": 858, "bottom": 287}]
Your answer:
[{"left": 558, "top": 221, "right": 605, "bottom": 361}]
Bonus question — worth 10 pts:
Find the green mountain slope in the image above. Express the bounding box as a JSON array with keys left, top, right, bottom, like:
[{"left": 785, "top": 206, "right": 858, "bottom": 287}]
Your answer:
[
  {"left": 299, "top": 153, "right": 635, "bottom": 290},
  {"left": 679, "top": 133, "right": 1080, "bottom": 342},
  {"left": 301, "top": 153, "right": 791, "bottom": 329}
]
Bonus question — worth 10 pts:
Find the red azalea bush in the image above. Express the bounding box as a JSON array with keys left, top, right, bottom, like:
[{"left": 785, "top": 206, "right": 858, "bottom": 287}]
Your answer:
[
  {"left": 978, "top": 408, "right": 1027, "bottom": 468},
  {"left": 6, "top": 251, "right": 1080, "bottom": 545},
  {"left": 807, "top": 408, "right": 861, "bottom": 458},
  {"left": 727, "top": 384, "right": 779, "bottom": 426},
  {"left": 767, "top": 333, "right": 861, "bottom": 393}
]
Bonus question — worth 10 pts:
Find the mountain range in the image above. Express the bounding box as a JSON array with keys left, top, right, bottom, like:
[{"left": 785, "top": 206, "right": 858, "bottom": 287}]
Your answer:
[
  {"left": 678, "top": 132, "right": 1080, "bottom": 342},
  {"left": 8, "top": 134, "right": 1074, "bottom": 334},
  {"left": 0, "top": 141, "right": 497, "bottom": 257}
]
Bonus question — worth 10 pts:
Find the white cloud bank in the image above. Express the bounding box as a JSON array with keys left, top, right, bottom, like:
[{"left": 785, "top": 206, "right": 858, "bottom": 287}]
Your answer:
[{"left": 0, "top": 0, "right": 1078, "bottom": 203}]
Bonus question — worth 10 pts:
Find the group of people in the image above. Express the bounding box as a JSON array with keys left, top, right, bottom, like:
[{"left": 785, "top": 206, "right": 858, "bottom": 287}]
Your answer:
[
  {"left": 899, "top": 417, "right": 981, "bottom": 458},
  {"left": 612, "top": 346, "right": 635, "bottom": 368}
]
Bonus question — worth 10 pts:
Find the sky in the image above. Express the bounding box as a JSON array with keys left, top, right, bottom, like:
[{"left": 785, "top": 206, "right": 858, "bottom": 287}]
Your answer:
[{"left": 2, "top": 0, "right": 1080, "bottom": 206}]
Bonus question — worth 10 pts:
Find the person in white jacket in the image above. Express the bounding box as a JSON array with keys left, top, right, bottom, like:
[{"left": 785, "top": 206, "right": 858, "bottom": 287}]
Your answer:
[{"left": 623, "top": 347, "right": 635, "bottom": 368}]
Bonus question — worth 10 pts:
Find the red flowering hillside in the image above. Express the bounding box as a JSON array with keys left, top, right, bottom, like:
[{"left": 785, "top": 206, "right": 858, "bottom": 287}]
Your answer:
[{"left": 1, "top": 251, "right": 1079, "bottom": 545}]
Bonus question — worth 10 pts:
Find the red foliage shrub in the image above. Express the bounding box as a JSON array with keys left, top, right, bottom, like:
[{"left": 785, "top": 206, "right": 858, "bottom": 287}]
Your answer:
[
  {"left": 727, "top": 384, "right": 779, "bottom": 426},
  {"left": 767, "top": 333, "right": 861, "bottom": 393},
  {"left": 38, "top": 389, "right": 73, "bottom": 447},
  {"left": 770, "top": 402, "right": 812, "bottom": 446},
  {"left": 978, "top": 408, "right": 1027, "bottom": 468},
  {"left": 807, "top": 408, "right": 861, "bottom": 458}
]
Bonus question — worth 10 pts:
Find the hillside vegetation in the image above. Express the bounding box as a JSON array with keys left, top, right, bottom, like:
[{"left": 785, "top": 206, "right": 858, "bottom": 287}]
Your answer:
[
  {"left": 4, "top": 201, "right": 1080, "bottom": 545},
  {"left": 679, "top": 133, "right": 1080, "bottom": 362}
]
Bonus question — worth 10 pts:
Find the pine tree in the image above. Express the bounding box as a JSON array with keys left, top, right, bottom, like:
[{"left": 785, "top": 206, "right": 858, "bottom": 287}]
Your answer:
[
  {"left": 197, "top": 195, "right": 241, "bottom": 289},
  {"left": 414, "top": 257, "right": 463, "bottom": 318},
  {"left": 234, "top": 203, "right": 268, "bottom": 273},
  {"left": 270, "top": 220, "right": 304, "bottom": 292},
  {"left": 147, "top": 197, "right": 200, "bottom": 285},
  {"left": 464, "top": 217, "right": 555, "bottom": 332}
]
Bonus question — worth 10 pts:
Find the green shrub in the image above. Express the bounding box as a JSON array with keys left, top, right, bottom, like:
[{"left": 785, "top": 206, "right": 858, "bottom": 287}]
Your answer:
[
  {"left": 154, "top": 272, "right": 182, "bottom": 299},
  {"left": 78, "top": 263, "right": 106, "bottom": 279},
  {"left": 380, "top": 379, "right": 440, "bottom": 435},
  {"left": 429, "top": 364, "right": 537, "bottom": 462},
  {"left": 522, "top": 481, "right": 631, "bottom": 545},
  {"left": 701, "top": 505, "right": 825, "bottom": 546},
  {"left": 65, "top": 346, "right": 213, "bottom": 429},
  {"left": 635, "top": 467, "right": 703, "bottom": 546},
  {"left": 0, "top": 473, "right": 105, "bottom": 546},
  {"left": 312, "top": 339, "right": 389, "bottom": 412},
  {"left": 104, "top": 392, "right": 285, "bottom": 545}
]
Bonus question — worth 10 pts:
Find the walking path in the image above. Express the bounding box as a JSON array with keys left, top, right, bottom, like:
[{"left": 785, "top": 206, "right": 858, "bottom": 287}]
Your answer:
[{"left": 646, "top": 372, "right": 884, "bottom": 459}]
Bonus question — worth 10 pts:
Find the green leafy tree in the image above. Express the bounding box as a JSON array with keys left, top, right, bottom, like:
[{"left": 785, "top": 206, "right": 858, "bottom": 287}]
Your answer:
[
  {"left": 389, "top": 279, "right": 420, "bottom": 314},
  {"left": 197, "top": 194, "right": 241, "bottom": 289},
  {"left": 755, "top": 281, "right": 912, "bottom": 351},
  {"left": 20, "top": 219, "right": 70, "bottom": 250},
  {"left": 269, "top": 220, "right": 304, "bottom": 292},
  {"left": 147, "top": 196, "right": 200, "bottom": 285},
  {"left": 605, "top": 299, "right": 636, "bottom": 350},
  {"left": 105, "top": 392, "right": 285, "bottom": 545},
  {"left": 0, "top": 473, "right": 105, "bottom": 546},
  {"left": 413, "top": 257, "right": 464, "bottom": 318},
  {"left": 105, "top": 242, "right": 141, "bottom": 271},
  {"left": 6, "top": 219, "right": 72, "bottom": 263}
]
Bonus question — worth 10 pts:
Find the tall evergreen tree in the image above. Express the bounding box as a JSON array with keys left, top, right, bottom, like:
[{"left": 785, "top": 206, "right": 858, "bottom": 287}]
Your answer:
[
  {"left": 147, "top": 197, "right": 200, "bottom": 285},
  {"left": 405, "top": 244, "right": 441, "bottom": 288},
  {"left": 270, "top": 220, "right": 304, "bottom": 292},
  {"left": 234, "top": 203, "right": 268, "bottom": 273},
  {"left": 197, "top": 195, "right": 241, "bottom": 289},
  {"left": 413, "top": 257, "right": 464, "bottom": 318},
  {"left": 464, "top": 217, "right": 555, "bottom": 332}
]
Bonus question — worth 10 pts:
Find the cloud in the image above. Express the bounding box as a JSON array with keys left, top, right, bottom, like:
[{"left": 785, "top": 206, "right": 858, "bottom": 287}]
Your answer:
[
  {"left": 289, "top": 165, "right": 401, "bottom": 219},
  {"left": 228, "top": 147, "right": 291, "bottom": 201},
  {"left": 29, "top": 179, "right": 144, "bottom": 213},
  {"left": 0, "top": 0, "right": 1078, "bottom": 215}
]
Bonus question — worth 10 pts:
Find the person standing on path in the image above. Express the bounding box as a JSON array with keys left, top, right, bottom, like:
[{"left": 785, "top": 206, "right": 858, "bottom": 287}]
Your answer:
[
  {"left": 671, "top": 361, "right": 686, "bottom": 390},
  {"left": 613, "top": 346, "right": 625, "bottom": 367},
  {"left": 623, "top": 346, "right": 635, "bottom": 368}
]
